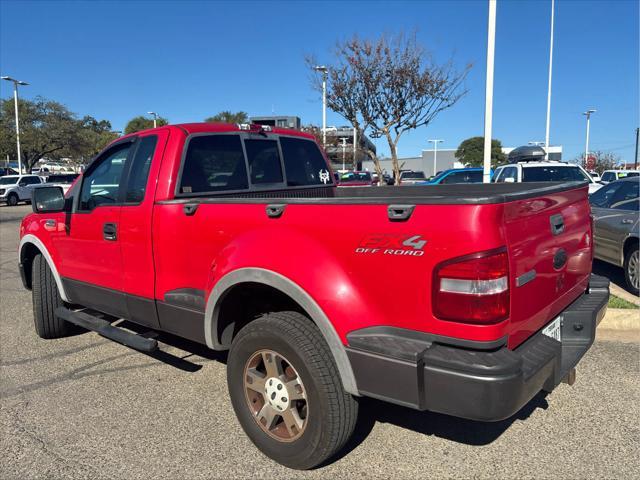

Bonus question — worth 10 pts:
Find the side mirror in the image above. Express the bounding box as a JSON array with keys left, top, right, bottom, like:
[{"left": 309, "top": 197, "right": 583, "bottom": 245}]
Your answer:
[
  {"left": 504, "top": 177, "right": 516, "bottom": 183},
  {"left": 18, "top": 181, "right": 27, "bottom": 187},
  {"left": 32, "top": 186, "right": 65, "bottom": 213}
]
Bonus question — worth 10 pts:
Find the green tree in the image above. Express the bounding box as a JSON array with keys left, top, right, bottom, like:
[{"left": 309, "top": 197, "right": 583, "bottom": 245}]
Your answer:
[
  {"left": 455, "top": 136, "right": 505, "bottom": 167},
  {"left": 124, "top": 115, "right": 168, "bottom": 134},
  {"left": 204, "top": 111, "right": 249, "bottom": 124}
]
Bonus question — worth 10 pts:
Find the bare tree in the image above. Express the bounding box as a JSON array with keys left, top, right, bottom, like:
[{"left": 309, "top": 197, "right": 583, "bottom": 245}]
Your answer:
[
  {"left": 309, "top": 33, "right": 470, "bottom": 184},
  {"left": 574, "top": 150, "right": 621, "bottom": 174}
]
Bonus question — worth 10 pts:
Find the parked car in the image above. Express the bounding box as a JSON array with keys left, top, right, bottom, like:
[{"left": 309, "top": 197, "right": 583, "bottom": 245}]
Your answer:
[
  {"left": 0, "top": 174, "right": 45, "bottom": 206},
  {"left": 589, "top": 177, "right": 639, "bottom": 295},
  {"left": 337, "top": 171, "right": 374, "bottom": 186},
  {"left": 20, "top": 122, "right": 608, "bottom": 470},
  {"left": 41, "top": 173, "right": 80, "bottom": 194},
  {"left": 0, "top": 167, "right": 18, "bottom": 176},
  {"left": 398, "top": 170, "right": 426, "bottom": 185},
  {"left": 419, "top": 167, "right": 485, "bottom": 185},
  {"left": 588, "top": 171, "right": 601, "bottom": 182},
  {"left": 599, "top": 170, "right": 640, "bottom": 184},
  {"left": 493, "top": 161, "right": 602, "bottom": 194}
]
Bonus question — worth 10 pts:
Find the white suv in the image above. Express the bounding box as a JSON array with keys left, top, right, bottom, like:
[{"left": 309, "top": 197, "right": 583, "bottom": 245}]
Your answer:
[
  {"left": 600, "top": 170, "right": 639, "bottom": 184},
  {"left": 492, "top": 161, "right": 602, "bottom": 194},
  {"left": 0, "top": 175, "right": 45, "bottom": 206}
]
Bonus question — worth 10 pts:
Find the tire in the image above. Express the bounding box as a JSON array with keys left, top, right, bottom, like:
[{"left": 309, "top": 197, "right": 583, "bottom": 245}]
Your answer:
[
  {"left": 31, "top": 254, "right": 71, "bottom": 338},
  {"left": 7, "top": 193, "right": 19, "bottom": 206},
  {"left": 227, "top": 311, "right": 358, "bottom": 470},
  {"left": 623, "top": 244, "right": 639, "bottom": 296}
]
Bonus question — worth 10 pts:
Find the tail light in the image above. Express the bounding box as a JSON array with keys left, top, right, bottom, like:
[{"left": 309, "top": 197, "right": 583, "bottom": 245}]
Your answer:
[{"left": 432, "top": 248, "right": 510, "bottom": 324}]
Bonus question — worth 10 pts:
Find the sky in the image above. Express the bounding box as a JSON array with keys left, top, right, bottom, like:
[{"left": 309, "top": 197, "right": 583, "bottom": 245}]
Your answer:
[{"left": 1, "top": 0, "right": 638, "bottom": 163}]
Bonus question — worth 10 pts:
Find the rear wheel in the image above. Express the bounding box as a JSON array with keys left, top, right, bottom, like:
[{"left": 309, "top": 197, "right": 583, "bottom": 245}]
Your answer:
[
  {"left": 32, "top": 254, "right": 71, "bottom": 338},
  {"left": 623, "top": 245, "right": 639, "bottom": 296},
  {"left": 7, "top": 193, "right": 19, "bottom": 206},
  {"left": 227, "top": 311, "right": 358, "bottom": 469}
]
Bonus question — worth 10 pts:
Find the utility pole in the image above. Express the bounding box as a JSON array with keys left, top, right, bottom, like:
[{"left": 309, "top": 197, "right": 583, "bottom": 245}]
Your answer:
[
  {"left": 583, "top": 109, "right": 596, "bottom": 167},
  {"left": 313, "top": 66, "right": 328, "bottom": 148},
  {"left": 482, "top": 0, "right": 497, "bottom": 183},
  {"left": 1, "top": 76, "right": 29, "bottom": 173},
  {"left": 544, "top": 0, "right": 555, "bottom": 160},
  {"left": 634, "top": 127, "right": 639, "bottom": 170},
  {"left": 428, "top": 139, "right": 444, "bottom": 176}
]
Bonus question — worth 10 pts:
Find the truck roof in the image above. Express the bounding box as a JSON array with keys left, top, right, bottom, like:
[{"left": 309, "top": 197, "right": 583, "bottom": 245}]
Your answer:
[{"left": 119, "top": 122, "right": 316, "bottom": 141}]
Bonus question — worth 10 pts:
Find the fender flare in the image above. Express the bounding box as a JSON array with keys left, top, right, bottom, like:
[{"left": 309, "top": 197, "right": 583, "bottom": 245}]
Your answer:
[
  {"left": 204, "top": 267, "right": 359, "bottom": 396},
  {"left": 19, "top": 234, "right": 69, "bottom": 302}
]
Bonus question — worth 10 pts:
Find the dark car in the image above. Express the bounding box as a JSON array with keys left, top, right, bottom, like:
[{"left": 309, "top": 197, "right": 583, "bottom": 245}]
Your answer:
[{"left": 589, "top": 177, "right": 639, "bottom": 294}]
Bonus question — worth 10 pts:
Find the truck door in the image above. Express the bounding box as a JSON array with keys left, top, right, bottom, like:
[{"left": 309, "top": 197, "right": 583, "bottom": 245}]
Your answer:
[
  {"left": 54, "top": 140, "right": 134, "bottom": 318},
  {"left": 118, "top": 130, "right": 169, "bottom": 328}
]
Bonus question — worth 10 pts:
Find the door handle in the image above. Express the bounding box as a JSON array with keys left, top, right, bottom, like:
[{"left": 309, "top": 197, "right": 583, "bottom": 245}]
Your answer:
[
  {"left": 103, "top": 223, "right": 117, "bottom": 241},
  {"left": 550, "top": 214, "right": 564, "bottom": 236},
  {"left": 621, "top": 219, "right": 634, "bottom": 224}
]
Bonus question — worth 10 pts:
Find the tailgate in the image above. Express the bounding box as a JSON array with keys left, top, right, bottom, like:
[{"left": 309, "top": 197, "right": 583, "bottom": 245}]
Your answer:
[{"left": 503, "top": 184, "right": 592, "bottom": 348}]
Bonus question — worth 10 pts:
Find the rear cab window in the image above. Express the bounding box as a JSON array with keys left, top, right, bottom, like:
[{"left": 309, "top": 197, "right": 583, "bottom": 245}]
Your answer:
[
  {"left": 522, "top": 166, "right": 588, "bottom": 182},
  {"left": 177, "top": 133, "right": 332, "bottom": 196}
]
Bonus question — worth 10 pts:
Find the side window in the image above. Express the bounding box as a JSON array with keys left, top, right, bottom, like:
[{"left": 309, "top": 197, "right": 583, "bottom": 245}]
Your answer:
[
  {"left": 497, "top": 167, "right": 517, "bottom": 183},
  {"left": 23, "top": 176, "right": 41, "bottom": 185},
  {"left": 611, "top": 182, "right": 639, "bottom": 211},
  {"left": 280, "top": 137, "right": 332, "bottom": 186},
  {"left": 491, "top": 167, "right": 503, "bottom": 183},
  {"left": 244, "top": 139, "right": 283, "bottom": 186},
  {"left": 79, "top": 143, "right": 131, "bottom": 211},
  {"left": 589, "top": 183, "right": 623, "bottom": 208},
  {"left": 441, "top": 172, "right": 463, "bottom": 184},
  {"left": 601, "top": 172, "right": 615, "bottom": 183},
  {"left": 179, "top": 135, "right": 248, "bottom": 194},
  {"left": 125, "top": 135, "right": 158, "bottom": 203}
]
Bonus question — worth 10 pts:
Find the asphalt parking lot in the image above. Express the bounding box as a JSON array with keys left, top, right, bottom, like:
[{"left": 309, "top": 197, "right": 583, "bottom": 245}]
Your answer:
[{"left": 1, "top": 204, "right": 638, "bottom": 479}]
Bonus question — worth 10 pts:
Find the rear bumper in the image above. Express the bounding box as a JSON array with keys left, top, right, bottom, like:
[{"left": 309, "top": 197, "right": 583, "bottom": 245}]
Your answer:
[{"left": 346, "top": 274, "right": 609, "bottom": 421}]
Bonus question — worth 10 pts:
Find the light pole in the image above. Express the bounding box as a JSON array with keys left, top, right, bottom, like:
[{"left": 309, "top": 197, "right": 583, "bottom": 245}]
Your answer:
[
  {"left": 583, "top": 109, "right": 596, "bottom": 167},
  {"left": 147, "top": 111, "right": 159, "bottom": 128},
  {"left": 340, "top": 137, "right": 348, "bottom": 171},
  {"left": 1, "top": 76, "right": 29, "bottom": 173},
  {"left": 544, "top": 0, "right": 555, "bottom": 160},
  {"left": 482, "top": 0, "right": 497, "bottom": 183},
  {"left": 428, "top": 139, "right": 444, "bottom": 176},
  {"left": 313, "top": 65, "right": 328, "bottom": 147}
]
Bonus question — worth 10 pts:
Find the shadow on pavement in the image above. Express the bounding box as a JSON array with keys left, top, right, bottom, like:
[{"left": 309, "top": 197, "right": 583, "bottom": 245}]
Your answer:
[
  {"left": 592, "top": 259, "right": 634, "bottom": 295},
  {"left": 330, "top": 392, "right": 549, "bottom": 465}
]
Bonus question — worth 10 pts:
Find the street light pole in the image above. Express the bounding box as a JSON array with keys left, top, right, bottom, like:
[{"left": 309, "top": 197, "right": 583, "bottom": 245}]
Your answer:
[
  {"left": 340, "top": 138, "right": 348, "bottom": 171},
  {"left": 583, "top": 109, "right": 596, "bottom": 167},
  {"left": 147, "top": 111, "right": 159, "bottom": 129},
  {"left": 482, "top": 0, "right": 497, "bottom": 183},
  {"left": 313, "top": 66, "right": 328, "bottom": 148},
  {"left": 544, "top": 0, "right": 555, "bottom": 160},
  {"left": 428, "top": 139, "right": 444, "bottom": 176},
  {"left": 1, "top": 76, "right": 29, "bottom": 173}
]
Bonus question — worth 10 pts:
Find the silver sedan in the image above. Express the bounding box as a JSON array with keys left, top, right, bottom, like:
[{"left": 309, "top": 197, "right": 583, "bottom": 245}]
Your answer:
[{"left": 589, "top": 177, "right": 639, "bottom": 295}]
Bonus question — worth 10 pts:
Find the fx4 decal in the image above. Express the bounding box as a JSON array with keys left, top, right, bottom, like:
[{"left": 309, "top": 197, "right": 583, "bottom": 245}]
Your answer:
[{"left": 355, "top": 233, "right": 427, "bottom": 257}]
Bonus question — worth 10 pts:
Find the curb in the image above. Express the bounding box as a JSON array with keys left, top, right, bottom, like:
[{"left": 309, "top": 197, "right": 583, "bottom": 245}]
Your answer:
[
  {"left": 598, "top": 307, "right": 639, "bottom": 331},
  {"left": 609, "top": 283, "right": 640, "bottom": 306}
]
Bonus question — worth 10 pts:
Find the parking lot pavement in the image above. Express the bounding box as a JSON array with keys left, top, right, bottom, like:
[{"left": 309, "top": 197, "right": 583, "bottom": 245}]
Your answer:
[{"left": 1, "top": 204, "right": 639, "bottom": 479}]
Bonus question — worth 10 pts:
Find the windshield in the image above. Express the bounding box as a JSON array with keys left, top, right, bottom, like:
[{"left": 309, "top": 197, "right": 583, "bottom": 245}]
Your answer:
[
  {"left": 401, "top": 171, "right": 426, "bottom": 180},
  {"left": 522, "top": 166, "right": 589, "bottom": 182},
  {"left": 340, "top": 172, "right": 371, "bottom": 183},
  {"left": 429, "top": 170, "right": 449, "bottom": 183},
  {"left": 0, "top": 176, "right": 19, "bottom": 185}
]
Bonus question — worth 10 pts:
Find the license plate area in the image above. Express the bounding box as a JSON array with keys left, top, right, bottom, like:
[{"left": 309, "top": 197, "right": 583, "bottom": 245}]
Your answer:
[{"left": 542, "top": 316, "right": 562, "bottom": 342}]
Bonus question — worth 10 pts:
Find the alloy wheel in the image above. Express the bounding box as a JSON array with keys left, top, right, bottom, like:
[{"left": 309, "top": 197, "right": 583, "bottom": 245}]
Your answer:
[
  {"left": 629, "top": 250, "right": 639, "bottom": 290},
  {"left": 243, "top": 349, "right": 308, "bottom": 442}
]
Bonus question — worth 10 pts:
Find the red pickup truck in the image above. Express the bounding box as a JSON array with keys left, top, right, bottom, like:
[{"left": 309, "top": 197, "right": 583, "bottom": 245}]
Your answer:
[{"left": 19, "top": 123, "right": 608, "bottom": 469}]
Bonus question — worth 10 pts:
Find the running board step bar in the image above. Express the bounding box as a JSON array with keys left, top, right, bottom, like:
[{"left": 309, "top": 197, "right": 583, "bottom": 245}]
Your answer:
[{"left": 55, "top": 307, "right": 158, "bottom": 353}]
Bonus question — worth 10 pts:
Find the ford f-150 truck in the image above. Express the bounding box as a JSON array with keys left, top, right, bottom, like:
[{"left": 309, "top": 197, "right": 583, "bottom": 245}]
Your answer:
[{"left": 19, "top": 123, "right": 609, "bottom": 469}]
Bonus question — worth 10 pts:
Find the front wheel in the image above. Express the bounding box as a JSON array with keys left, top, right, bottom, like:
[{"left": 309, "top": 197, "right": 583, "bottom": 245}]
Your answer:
[
  {"left": 7, "top": 193, "right": 19, "bottom": 206},
  {"left": 624, "top": 245, "right": 639, "bottom": 296},
  {"left": 32, "top": 254, "right": 71, "bottom": 338},
  {"left": 227, "top": 311, "right": 358, "bottom": 470}
]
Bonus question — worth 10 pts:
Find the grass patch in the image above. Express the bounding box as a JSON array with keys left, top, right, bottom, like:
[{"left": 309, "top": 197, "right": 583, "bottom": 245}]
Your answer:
[{"left": 608, "top": 295, "right": 638, "bottom": 309}]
